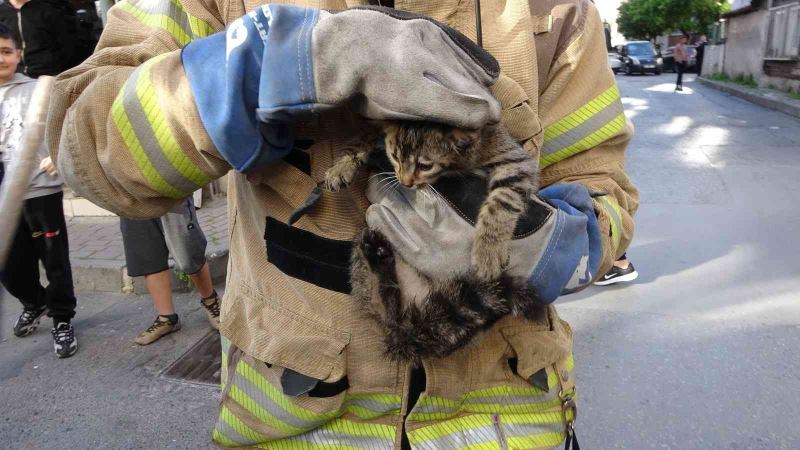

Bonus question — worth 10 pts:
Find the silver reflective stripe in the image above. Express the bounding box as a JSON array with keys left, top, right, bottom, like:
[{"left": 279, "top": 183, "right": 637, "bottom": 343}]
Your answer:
[
  {"left": 127, "top": 0, "right": 204, "bottom": 41},
  {"left": 413, "top": 424, "right": 501, "bottom": 450},
  {"left": 215, "top": 415, "right": 262, "bottom": 446},
  {"left": 347, "top": 397, "right": 400, "bottom": 415},
  {"left": 288, "top": 428, "right": 394, "bottom": 449},
  {"left": 121, "top": 67, "right": 198, "bottom": 195},
  {"left": 502, "top": 421, "right": 563, "bottom": 439},
  {"left": 465, "top": 390, "right": 559, "bottom": 406},
  {"left": 541, "top": 98, "right": 624, "bottom": 157},
  {"left": 412, "top": 401, "right": 459, "bottom": 415},
  {"left": 231, "top": 367, "right": 322, "bottom": 430}
]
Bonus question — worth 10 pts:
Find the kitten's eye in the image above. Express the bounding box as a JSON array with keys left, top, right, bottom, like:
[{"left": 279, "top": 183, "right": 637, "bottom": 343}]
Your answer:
[{"left": 417, "top": 162, "right": 433, "bottom": 171}]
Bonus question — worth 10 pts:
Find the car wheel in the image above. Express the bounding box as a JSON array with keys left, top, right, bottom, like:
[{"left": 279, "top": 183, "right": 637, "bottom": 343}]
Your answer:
[
  {"left": 625, "top": 64, "right": 632, "bottom": 75},
  {"left": 656, "top": 69, "right": 663, "bottom": 75}
]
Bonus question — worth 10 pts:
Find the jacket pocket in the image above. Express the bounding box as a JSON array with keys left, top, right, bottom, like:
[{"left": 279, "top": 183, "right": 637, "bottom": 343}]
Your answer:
[
  {"left": 501, "top": 306, "right": 573, "bottom": 393},
  {"left": 214, "top": 286, "right": 351, "bottom": 448}
]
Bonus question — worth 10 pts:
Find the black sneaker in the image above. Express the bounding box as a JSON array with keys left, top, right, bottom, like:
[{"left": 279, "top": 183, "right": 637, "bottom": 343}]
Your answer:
[
  {"left": 51, "top": 322, "right": 78, "bottom": 358},
  {"left": 13, "top": 307, "right": 48, "bottom": 337},
  {"left": 594, "top": 263, "right": 639, "bottom": 286}
]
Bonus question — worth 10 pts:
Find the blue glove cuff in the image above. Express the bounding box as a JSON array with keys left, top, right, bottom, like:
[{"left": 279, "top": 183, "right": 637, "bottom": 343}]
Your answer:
[
  {"left": 181, "top": 5, "right": 320, "bottom": 172},
  {"left": 528, "top": 183, "right": 602, "bottom": 303}
]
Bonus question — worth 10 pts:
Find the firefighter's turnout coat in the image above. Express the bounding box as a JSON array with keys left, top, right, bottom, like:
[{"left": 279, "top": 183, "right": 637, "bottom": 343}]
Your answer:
[{"left": 46, "top": 0, "right": 638, "bottom": 448}]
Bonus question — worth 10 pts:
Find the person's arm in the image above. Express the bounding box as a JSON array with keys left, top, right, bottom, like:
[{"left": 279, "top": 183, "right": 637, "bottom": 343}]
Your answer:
[
  {"left": 46, "top": 0, "right": 228, "bottom": 218},
  {"left": 536, "top": 0, "right": 639, "bottom": 280},
  {"left": 47, "top": 2, "right": 501, "bottom": 219}
]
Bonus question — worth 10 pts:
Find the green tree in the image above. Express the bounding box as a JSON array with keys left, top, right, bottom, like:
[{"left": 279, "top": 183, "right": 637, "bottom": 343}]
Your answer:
[
  {"left": 617, "top": 0, "right": 671, "bottom": 41},
  {"left": 617, "top": 0, "right": 728, "bottom": 40}
]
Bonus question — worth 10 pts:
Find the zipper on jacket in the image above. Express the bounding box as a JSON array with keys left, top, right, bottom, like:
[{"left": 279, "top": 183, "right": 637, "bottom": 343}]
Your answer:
[
  {"left": 492, "top": 414, "right": 509, "bottom": 450},
  {"left": 16, "top": 10, "right": 27, "bottom": 75}
]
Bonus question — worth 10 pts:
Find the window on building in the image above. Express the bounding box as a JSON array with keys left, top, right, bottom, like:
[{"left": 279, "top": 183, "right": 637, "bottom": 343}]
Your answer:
[{"left": 766, "top": 2, "right": 800, "bottom": 59}]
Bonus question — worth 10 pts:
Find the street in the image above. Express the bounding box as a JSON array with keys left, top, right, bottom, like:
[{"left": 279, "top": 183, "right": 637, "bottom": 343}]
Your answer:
[{"left": 1, "top": 72, "right": 799, "bottom": 449}]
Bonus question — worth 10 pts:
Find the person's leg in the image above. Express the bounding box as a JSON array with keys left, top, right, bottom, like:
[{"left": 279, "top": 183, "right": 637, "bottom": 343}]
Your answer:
[
  {"left": 24, "top": 192, "right": 78, "bottom": 358},
  {"left": 120, "top": 217, "right": 180, "bottom": 345},
  {"left": 188, "top": 262, "right": 214, "bottom": 299},
  {"left": 26, "top": 192, "right": 77, "bottom": 325},
  {"left": 145, "top": 269, "right": 176, "bottom": 315},
  {"left": 161, "top": 197, "right": 220, "bottom": 329},
  {"left": 676, "top": 62, "right": 684, "bottom": 89},
  {"left": 1, "top": 211, "right": 49, "bottom": 337}
]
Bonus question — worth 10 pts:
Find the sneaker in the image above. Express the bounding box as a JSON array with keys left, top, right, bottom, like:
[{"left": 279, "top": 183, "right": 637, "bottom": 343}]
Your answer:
[
  {"left": 594, "top": 263, "right": 639, "bottom": 286},
  {"left": 51, "top": 322, "right": 78, "bottom": 358},
  {"left": 134, "top": 316, "right": 181, "bottom": 345},
  {"left": 13, "top": 307, "right": 48, "bottom": 337},
  {"left": 201, "top": 292, "right": 220, "bottom": 330}
]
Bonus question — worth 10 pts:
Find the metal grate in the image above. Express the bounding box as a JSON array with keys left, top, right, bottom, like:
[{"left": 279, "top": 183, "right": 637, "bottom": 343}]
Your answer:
[{"left": 161, "top": 331, "right": 221, "bottom": 385}]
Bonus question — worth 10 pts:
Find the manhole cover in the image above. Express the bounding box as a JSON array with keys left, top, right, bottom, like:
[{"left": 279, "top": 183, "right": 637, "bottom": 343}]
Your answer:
[{"left": 161, "top": 331, "right": 221, "bottom": 386}]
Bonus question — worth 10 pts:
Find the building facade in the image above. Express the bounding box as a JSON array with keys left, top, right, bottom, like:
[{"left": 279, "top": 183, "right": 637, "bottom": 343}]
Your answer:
[{"left": 705, "top": 0, "right": 800, "bottom": 91}]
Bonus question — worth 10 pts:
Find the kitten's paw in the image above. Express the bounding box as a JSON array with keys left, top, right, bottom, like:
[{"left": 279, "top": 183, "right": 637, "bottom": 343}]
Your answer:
[
  {"left": 324, "top": 158, "right": 360, "bottom": 191},
  {"left": 472, "top": 245, "right": 508, "bottom": 281},
  {"left": 360, "top": 228, "right": 394, "bottom": 269}
]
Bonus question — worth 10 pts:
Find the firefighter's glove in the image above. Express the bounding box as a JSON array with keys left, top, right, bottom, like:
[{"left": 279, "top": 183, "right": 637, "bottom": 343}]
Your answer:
[
  {"left": 183, "top": 5, "right": 501, "bottom": 173},
  {"left": 365, "top": 175, "right": 604, "bottom": 304}
]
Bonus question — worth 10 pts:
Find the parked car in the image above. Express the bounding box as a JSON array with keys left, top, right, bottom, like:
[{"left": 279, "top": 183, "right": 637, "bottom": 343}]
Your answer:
[
  {"left": 608, "top": 52, "right": 622, "bottom": 74},
  {"left": 661, "top": 45, "right": 697, "bottom": 73},
  {"left": 619, "top": 41, "right": 663, "bottom": 75}
]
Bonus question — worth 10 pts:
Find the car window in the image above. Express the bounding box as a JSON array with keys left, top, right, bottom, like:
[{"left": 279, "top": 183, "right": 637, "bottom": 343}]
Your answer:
[{"left": 627, "top": 43, "right": 656, "bottom": 56}]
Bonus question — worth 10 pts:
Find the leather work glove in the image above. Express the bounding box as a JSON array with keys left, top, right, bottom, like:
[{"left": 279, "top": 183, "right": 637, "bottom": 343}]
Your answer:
[
  {"left": 182, "top": 5, "right": 501, "bottom": 172},
  {"left": 365, "top": 174, "right": 604, "bottom": 304}
]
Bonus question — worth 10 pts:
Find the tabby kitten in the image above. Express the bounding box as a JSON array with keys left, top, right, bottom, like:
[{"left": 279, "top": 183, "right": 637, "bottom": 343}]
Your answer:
[
  {"left": 350, "top": 227, "right": 543, "bottom": 362},
  {"left": 326, "top": 122, "right": 539, "bottom": 281},
  {"left": 326, "top": 122, "right": 541, "bottom": 361}
]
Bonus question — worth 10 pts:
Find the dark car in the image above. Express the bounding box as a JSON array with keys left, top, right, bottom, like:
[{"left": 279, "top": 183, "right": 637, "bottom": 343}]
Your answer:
[
  {"left": 661, "top": 45, "right": 697, "bottom": 73},
  {"left": 620, "top": 41, "right": 663, "bottom": 75}
]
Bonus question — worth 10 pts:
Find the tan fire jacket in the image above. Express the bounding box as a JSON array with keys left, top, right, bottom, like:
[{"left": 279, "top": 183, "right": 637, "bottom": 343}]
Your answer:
[{"left": 46, "top": 1, "right": 638, "bottom": 448}]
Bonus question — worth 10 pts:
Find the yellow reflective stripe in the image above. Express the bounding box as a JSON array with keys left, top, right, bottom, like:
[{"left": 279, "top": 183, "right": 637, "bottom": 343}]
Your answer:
[
  {"left": 217, "top": 405, "right": 271, "bottom": 445},
  {"left": 111, "top": 93, "right": 185, "bottom": 199},
  {"left": 117, "top": 0, "right": 213, "bottom": 46},
  {"left": 541, "top": 84, "right": 626, "bottom": 168},
  {"left": 228, "top": 384, "right": 307, "bottom": 435},
  {"left": 597, "top": 196, "right": 623, "bottom": 251},
  {"left": 506, "top": 432, "right": 566, "bottom": 449},
  {"left": 541, "top": 113, "right": 626, "bottom": 168},
  {"left": 236, "top": 361, "right": 340, "bottom": 424},
  {"left": 118, "top": 2, "right": 193, "bottom": 46},
  {"left": 212, "top": 428, "right": 240, "bottom": 447},
  {"left": 268, "top": 420, "right": 395, "bottom": 450},
  {"left": 136, "top": 57, "right": 213, "bottom": 188},
  {"left": 408, "top": 414, "right": 497, "bottom": 447},
  {"left": 544, "top": 85, "right": 621, "bottom": 141}
]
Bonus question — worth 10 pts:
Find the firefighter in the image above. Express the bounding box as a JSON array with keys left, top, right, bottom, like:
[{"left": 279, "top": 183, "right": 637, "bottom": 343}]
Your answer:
[{"left": 46, "top": 0, "right": 637, "bottom": 448}]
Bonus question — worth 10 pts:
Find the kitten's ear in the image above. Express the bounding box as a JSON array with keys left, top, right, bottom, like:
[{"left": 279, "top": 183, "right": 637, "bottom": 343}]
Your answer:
[{"left": 450, "top": 128, "right": 480, "bottom": 154}]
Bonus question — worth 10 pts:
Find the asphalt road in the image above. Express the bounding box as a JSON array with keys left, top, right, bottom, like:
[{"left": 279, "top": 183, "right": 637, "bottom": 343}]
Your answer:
[
  {"left": 1, "top": 73, "right": 799, "bottom": 449},
  {"left": 560, "top": 72, "right": 800, "bottom": 449}
]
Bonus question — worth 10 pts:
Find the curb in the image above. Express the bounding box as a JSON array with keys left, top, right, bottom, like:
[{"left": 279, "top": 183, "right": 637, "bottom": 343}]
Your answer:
[
  {"left": 697, "top": 77, "right": 800, "bottom": 119},
  {"left": 70, "top": 246, "right": 228, "bottom": 294}
]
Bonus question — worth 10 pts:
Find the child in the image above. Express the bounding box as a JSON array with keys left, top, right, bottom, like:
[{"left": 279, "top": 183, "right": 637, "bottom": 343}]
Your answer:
[{"left": 0, "top": 24, "right": 77, "bottom": 358}]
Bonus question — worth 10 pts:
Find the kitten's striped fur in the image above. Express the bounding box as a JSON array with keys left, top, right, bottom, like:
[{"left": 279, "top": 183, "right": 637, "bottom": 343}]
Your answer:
[{"left": 326, "top": 122, "right": 541, "bottom": 361}]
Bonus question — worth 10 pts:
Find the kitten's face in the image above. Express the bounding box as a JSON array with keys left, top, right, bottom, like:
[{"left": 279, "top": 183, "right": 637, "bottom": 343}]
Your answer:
[{"left": 383, "top": 123, "right": 480, "bottom": 188}]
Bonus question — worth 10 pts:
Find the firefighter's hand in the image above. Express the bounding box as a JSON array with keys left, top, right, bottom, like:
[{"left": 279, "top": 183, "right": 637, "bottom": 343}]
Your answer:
[
  {"left": 182, "top": 5, "right": 501, "bottom": 172},
  {"left": 311, "top": 6, "right": 501, "bottom": 129},
  {"left": 365, "top": 176, "right": 605, "bottom": 304},
  {"left": 40, "top": 156, "right": 57, "bottom": 177}
]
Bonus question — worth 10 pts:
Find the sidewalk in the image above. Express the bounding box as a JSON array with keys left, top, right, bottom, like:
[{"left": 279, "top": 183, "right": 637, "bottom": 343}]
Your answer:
[
  {"left": 697, "top": 77, "right": 800, "bottom": 119},
  {"left": 65, "top": 197, "right": 229, "bottom": 294}
]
